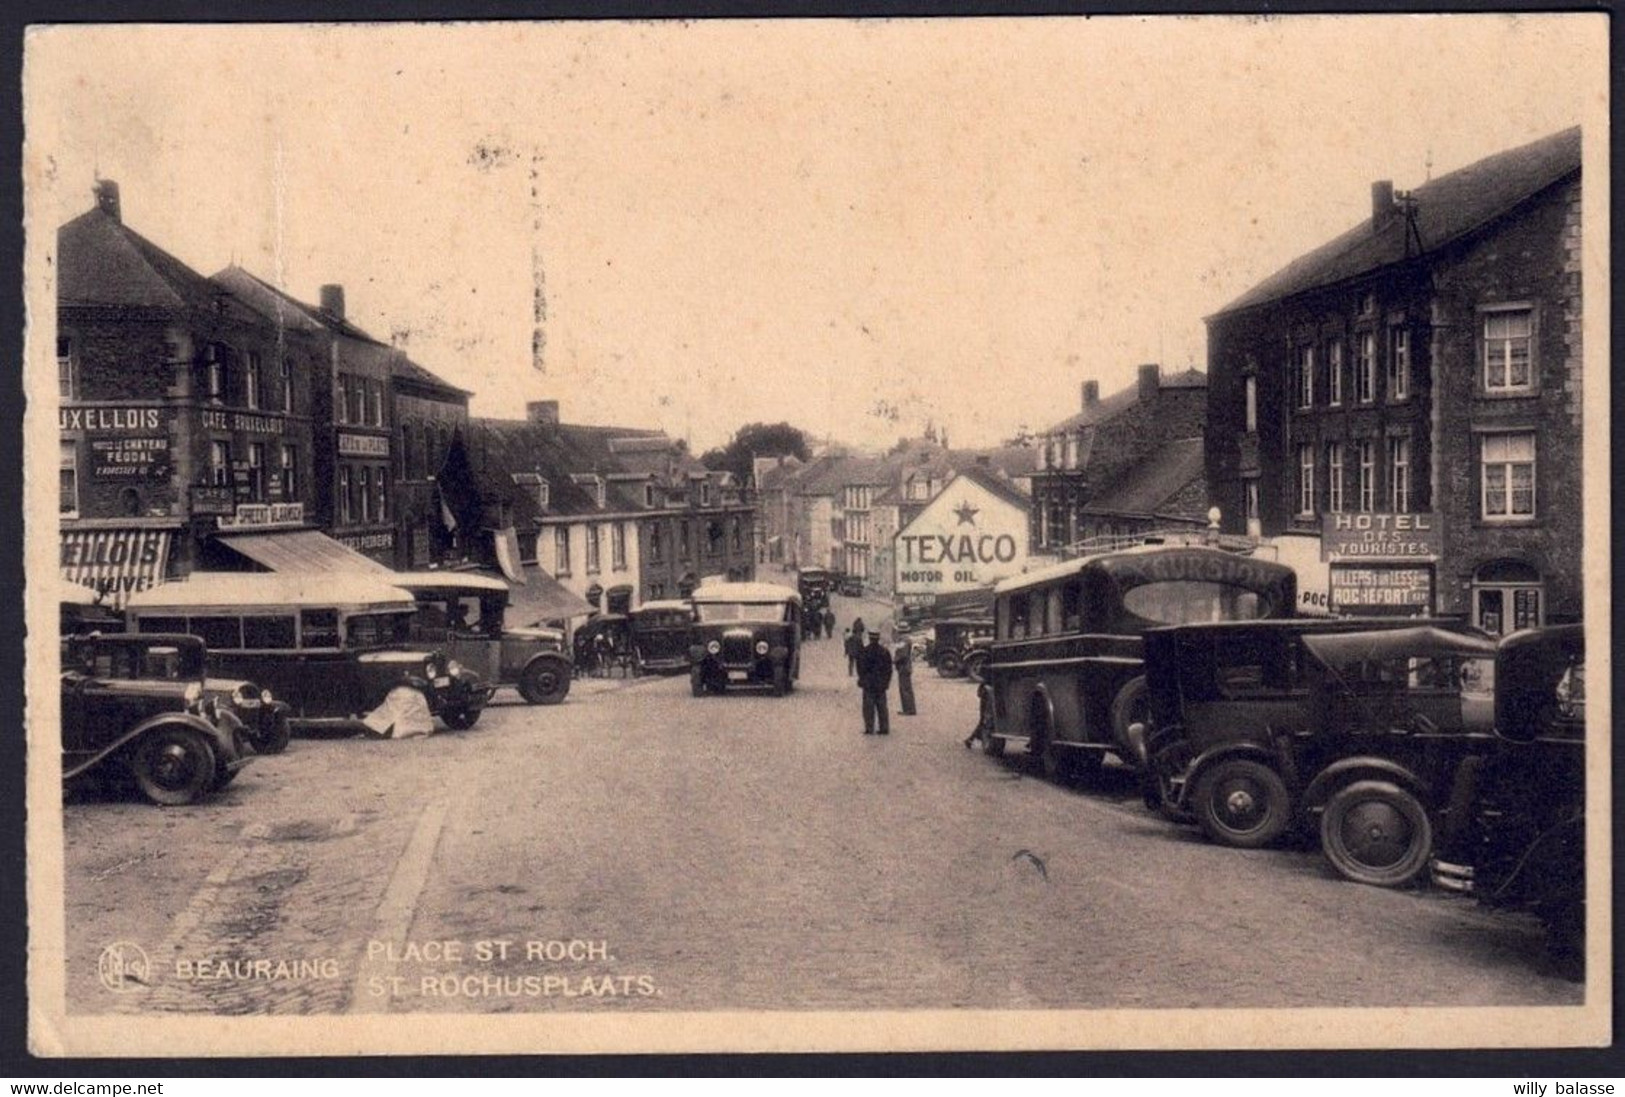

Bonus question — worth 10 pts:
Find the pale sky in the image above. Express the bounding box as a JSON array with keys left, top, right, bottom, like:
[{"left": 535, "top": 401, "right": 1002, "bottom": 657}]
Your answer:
[{"left": 25, "top": 16, "right": 1605, "bottom": 451}]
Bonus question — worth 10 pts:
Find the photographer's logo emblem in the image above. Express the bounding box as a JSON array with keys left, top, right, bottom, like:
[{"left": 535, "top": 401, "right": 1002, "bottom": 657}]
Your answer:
[{"left": 97, "top": 941, "right": 152, "bottom": 993}]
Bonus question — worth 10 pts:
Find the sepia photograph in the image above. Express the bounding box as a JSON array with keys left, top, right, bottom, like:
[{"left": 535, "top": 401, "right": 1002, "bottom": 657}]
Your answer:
[{"left": 21, "top": 13, "right": 1610, "bottom": 1056}]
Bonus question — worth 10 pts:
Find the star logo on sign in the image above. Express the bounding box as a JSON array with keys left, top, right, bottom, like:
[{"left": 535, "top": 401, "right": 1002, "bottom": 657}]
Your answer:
[{"left": 953, "top": 500, "right": 979, "bottom": 526}]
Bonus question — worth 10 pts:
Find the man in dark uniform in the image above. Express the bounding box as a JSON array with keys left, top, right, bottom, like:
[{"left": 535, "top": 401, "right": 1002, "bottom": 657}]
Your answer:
[{"left": 857, "top": 629, "right": 893, "bottom": 735}]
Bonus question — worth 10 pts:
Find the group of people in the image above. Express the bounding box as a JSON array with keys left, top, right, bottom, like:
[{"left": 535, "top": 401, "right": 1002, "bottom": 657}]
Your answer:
[
  {"left": 803, "top": 602, "right": 839, "bottom": 640},
  {"left": 843, "top": 615, "right": 918, "bottom": 736}
]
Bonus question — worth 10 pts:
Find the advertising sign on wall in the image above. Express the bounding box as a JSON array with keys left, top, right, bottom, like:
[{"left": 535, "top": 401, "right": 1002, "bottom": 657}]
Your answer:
[
  {"left": 1322, "top": 512, "right": 1443, "bottom": 561},
  {"left": 894, "top": 474, "right": 1030, "bottom": 597},
  {"left": 1329, "top": 565, "right": 1434, "bottom": 614},
  {"left": 217, "top": 503, "right": 305, "bottom": 529},
  {"left": 89, "top": 437, "right": 170, "bottom": 479}
]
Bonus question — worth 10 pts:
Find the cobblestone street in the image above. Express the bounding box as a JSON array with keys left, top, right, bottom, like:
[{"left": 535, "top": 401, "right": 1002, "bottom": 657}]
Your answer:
[{"left": 62, "top": 592, "right": 1582, "bottom": 1017}]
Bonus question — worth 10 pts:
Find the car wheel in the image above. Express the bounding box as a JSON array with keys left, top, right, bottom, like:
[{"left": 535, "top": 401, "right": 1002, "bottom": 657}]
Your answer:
[
  {"left": 1109, "top": 676, "right": 1150, "bottom": 755},
  {"left": 519, "top": 658, "right": 571, "bottom": 705},
  {"left": 132, "top": 725, "right": 218, "bottom": 806},
  {"left": 247, "top": 711, "right": 291, "bottom": 755},
  {"left": 441, "top": 706, "right": 480, "bottom": 731},
  {"left": 983, "top": 730, "right": 1005, "bottom": 757},
  {"left": 1191, "top": 758, "right": 1292, "bottom": 848},
  {"left": 964, "top": 652, "right": 989, "bottom": 683},
  {"left": 1320, "top": 780, "right": 1433, "bottom": 887},
  {"left": 937, "top": 651, "right": 962, "bottom": 678}
]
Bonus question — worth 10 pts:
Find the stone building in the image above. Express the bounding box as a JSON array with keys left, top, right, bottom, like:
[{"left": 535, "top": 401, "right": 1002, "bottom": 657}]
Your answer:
[
  {"left": 1204, "top": 127, "right": 1582, "bottom": 631},
  {"left": 1028, "top": 364, "right": 1208, "bottom": 554}
]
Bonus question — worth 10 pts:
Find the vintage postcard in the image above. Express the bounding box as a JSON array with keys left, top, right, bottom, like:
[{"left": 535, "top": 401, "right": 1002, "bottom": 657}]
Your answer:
[{"left": 23, "top": 14, "right": 1610, "bottom": 1056}]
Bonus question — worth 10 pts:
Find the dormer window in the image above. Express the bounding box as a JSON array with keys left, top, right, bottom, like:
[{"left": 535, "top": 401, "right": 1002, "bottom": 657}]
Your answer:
[
  {"left": 511, "top": 472, "right": 548, "bottom": 509},
  {"left": 644, "top": 482, "right": 657, "bottom": 508}
]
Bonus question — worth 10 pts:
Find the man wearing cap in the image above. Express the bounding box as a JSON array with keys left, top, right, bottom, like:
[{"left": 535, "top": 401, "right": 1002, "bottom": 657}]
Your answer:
[
  {"left": 892, "top": 628, "right": 917, "bottom": 717},
  {"left": 855, "top": 629, "right": 893, "bottom": 735}
]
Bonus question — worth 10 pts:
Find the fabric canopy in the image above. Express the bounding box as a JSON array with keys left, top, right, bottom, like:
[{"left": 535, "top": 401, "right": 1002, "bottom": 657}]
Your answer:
[
  {"left": 497, "top": 565, "right": 594, "bottom": 624},
  {"left": 215, "top": 529, "right": 393, "bottom": 575}
]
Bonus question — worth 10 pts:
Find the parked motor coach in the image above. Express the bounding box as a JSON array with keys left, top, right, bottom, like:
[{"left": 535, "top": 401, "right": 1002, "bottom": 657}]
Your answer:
[
  {"left": 1431, "top": 625, "right": 1586, "bottom": 968},
  {"left": 126, "top": 574, "right": 489, "bottom": 732},
  {"left": 388, "top": 571, "right": 572, "bottom": 705},
  {"left": 629, "top": 600, "right": 697, "bottom": 674},
  {"left": 687, "top": 582, "right": 803, "bottom": 696},
  {"left": 982, "top": 545, "right": 1297, "bottom": 779},
  {"left": 1138, "top": 617, "right": 1487, "bottom": 852}
]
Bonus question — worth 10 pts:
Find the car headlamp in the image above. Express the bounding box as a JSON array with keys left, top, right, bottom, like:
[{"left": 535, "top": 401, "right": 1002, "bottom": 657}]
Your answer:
[
  {"left": 183, "top": 682, "right": 203, "bottom": 710},
  {"left": 755, "top": 640, "right": 769, "bottom": 655},
  {"left": 446, "top": 660, "right": 463, "bottom": 678},
  {"left": 260, "top": 688, "right": 273, "bottom": 704},
  {"left": 706, "top": 640, "right": 721, "bottom": 655}
]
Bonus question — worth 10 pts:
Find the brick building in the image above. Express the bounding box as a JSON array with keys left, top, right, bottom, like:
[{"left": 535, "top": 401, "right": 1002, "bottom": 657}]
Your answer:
[
  {"left": 57, "top": 181, "right": 334, "bottom": 602},
  {"left": 1028, "top": 363, "right": 1207, "bottom": 554},
  {"left": 1205, "top": 127, "right": 1582, "bottom": 632},
  {"left": 390, "top": 357, "right": 473, "bottom": 570}
]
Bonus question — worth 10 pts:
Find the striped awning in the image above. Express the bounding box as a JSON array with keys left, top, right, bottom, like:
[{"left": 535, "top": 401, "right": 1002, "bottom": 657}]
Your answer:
[
  {"left": 60, "top": 529, "right": 174, "bottom": 608},
  {"left": 215, "top": 529, "right": 393, "bottom": 575}
]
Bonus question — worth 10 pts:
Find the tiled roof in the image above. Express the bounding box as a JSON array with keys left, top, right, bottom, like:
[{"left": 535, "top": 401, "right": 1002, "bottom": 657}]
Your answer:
[
  {"left": 1083, "top": 437, "right": 1206, "bottom": 518},
  {"left": 388, "top": 355, "right": 473, "bottom": 398},
  {"left": 1041, "top": 383, "right": 1141, "bottom": 434},
  {"left": 1214, "top": 126, "right": 1581, "bottom": 317},
  {"left": 955, "top": 464, "right": 1032, "bottom": 511},
  {"left": 59, "top": 207, "right": 249, "bottom": 319},
  {"left": 210, "top": 265, "right": 390, "bottom": 346}
]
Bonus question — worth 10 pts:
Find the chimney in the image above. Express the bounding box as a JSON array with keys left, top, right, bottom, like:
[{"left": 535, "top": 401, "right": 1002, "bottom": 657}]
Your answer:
[
  {"left": 527, "top": 400, "right": 560, "bottom": 425},
  {"left": 93, "top": 179, "right": 121, "bottom": 222},
  {"left": 319, "top": 284, "right": 346, "bottom": 320},
  {"left": 1137, "top": 363, "right": 1161, "bottom": 403},
  {"left": 1371, "top": 180, "right": 1396, "bottom": 233},
  {"left": 1081, "top": 380, "right": 1099, "bottom": 409}
]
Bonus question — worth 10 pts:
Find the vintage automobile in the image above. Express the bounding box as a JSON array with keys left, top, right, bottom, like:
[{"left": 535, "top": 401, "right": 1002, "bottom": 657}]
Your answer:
[
  {"left": 836, "top": 573, "right": 864, "bottom": 598},
  {"left": 1294, "top": 626, "right": 1500, "bottom": 886},
  {"left": 929, "top": 617, "right": 994, "bottom": 678},
  {"left": 1431, "top": 625, "right": 1586, "bottom": 969},
  {"left": 629, "top": 600, "right": 697, "bottom": 674},
  {"left": 61, "top": 632, "right": 253, "bottom": 804},
  {"left": 1138, "top": 617, "right": 1488, "bottom": 852},
  {"left": 126, "top": 574, "right": 490, "bottom": 732},
  {"left": 984, "top": 545, "right": 1298, "bottom": 778},
  {"left": 65, "top": 631, "right": 293, "bottom": 755},
  {"left": 962, "top": 634, "right": 992, "bottom": 683},
  {"left": 389, "top": 571, "right": 572, "bottom": 705},
  {"left": 687, "top": 582, "right": 803, "bottom": 696},
  {"left": 796, "top": 567, "right": 835, "bottom": 617}
]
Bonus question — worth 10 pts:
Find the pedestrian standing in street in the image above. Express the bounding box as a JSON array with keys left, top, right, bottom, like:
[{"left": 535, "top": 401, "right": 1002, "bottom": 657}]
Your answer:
[
  {"left": 823, "top": 606, "right": 836, "bottom": 640},
  {"left": 846, "top": 617, "right": 865, "bottom": 677},
  {"left": 893, "top": 631, "right": 917, "bottom": 716},
  {"left": 965, "top": 681, "right": 994, "bottom": 749},
  {"left": 857, "top": 630, "right": 893, "bottom": 735}
]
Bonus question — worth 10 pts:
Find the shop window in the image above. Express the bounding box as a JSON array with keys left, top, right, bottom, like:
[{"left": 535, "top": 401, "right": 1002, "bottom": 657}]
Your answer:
[{"left": 1472, "top": 560, "right": 1543, "bottom": 636}]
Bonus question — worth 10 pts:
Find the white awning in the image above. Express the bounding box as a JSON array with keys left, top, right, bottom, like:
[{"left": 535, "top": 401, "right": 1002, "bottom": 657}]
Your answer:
[
  {"left": 215, "top": 529, "right": 393, "bottom": 574},
  {"left": 60, "top": 528, "right": 174, "bottom": 608}
]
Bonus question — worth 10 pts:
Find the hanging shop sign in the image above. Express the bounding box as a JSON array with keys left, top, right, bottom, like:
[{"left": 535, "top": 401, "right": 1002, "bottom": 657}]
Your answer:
[
  {"left": 338, "top": 433, "right": 390, "bottom": 457},
  {"left": 217, "top": 502, "right": 306, "bottom": 530}
]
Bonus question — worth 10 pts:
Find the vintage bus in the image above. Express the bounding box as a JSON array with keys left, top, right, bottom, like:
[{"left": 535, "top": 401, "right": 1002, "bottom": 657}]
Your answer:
[{"left": 983, "top": 545, "right": 1297, "bottom": 778}]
